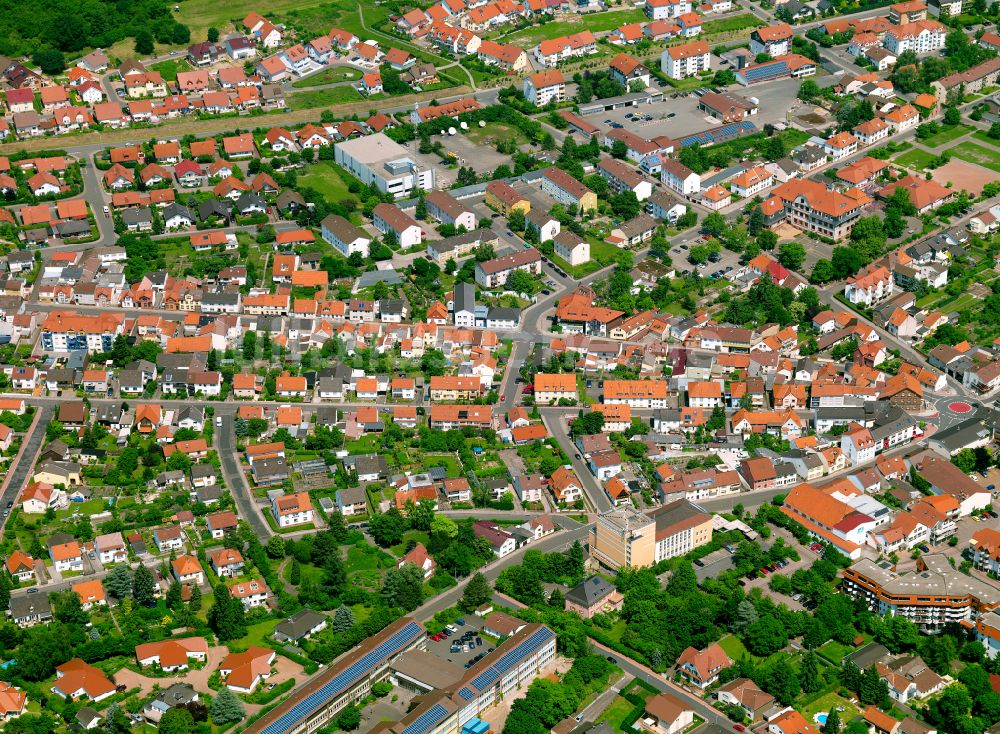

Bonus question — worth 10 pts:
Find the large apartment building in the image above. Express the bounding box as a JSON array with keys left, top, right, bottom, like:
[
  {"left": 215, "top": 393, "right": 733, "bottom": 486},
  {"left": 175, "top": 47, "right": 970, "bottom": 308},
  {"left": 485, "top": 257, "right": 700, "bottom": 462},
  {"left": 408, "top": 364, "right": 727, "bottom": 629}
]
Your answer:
[
  {"left": 41, "top": 311, "right": 127, "bottom": 353},
  {"left": 841, "top": 555, "right": 1000, "bottom": 630},
  {"left": 766, "top": 179, "right": 871, "bottom": 241},
  {"left": 661, "top": 40, "right": 710, "bottom": 80}
]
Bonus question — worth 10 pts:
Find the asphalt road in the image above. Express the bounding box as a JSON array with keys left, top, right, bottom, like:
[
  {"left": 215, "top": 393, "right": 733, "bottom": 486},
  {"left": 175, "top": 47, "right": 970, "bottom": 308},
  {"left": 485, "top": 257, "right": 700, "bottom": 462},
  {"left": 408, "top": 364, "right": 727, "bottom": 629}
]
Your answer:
[
  {"left": 216, "top": 410, "right": 274, "bottom": 539},
  {"left": 592, "top": 640, "right": 735, "bottom": 731},
  {"left": 0, "top": 405, "right": 53, "bottom": 530}
]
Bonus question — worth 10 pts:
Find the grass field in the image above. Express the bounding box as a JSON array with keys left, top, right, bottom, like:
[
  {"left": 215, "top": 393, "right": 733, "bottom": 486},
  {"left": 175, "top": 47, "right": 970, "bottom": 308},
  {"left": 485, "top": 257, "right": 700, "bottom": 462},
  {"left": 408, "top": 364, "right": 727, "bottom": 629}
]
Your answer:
[
  {"left": 174, "top": 0, "right": 333, "bottom": 40},
  {"left": 465, "top": 122, "right": 529, "bottom": 147},
  {"left": 717, "top": 634, "right": 749, "bottom": 661},
  {"left": 800, "top": 690, "right": 861, "bottom": 724},
  {"left": 501, "top": 8, "right": 646, "bottom": 46},
  {"left": 920, "top": 124, "right": 972, "bottom": 147},
  {"left": 292, "top": 66, "right": 360, "bottom": 88},
  {"left": 597, "top": 696, "right": 636, "bottom": 729},
  {"left": 972, "top": 130, "right": 1000, "bottom": 148},
  {"left": 817, "top": 639, "right": 852, "bottom": 664},
  {"left": 702, "top": 13, "right": 766, "bottom": 34},
  {"left": 148, "top": 58, "right": 189, "bottom": 82},
  {"left": 298, "top": 160, "right": 359, "bottom": 204},
  {"left": 236, "top": 619, "right": 279, "bottom": 649},
  {"left": 895, "top": 149, "right": 936, "bottom": 170},
  {"left": 951, "top": 141, "right": 1000, "bottom": 173},
  {"left": 288, "top": 85, "right": 363, "bottom": 110}
]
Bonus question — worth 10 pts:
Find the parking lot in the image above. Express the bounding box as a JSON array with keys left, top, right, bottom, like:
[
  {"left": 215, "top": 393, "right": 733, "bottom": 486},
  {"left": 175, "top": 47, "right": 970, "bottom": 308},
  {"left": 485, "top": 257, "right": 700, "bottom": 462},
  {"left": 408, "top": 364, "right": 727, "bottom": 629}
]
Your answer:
[
  {"left": 425, "top": 616, "right": 498, "bottom": 671},
  {"left": 582, "top": 74, "right": 816, "bottom": 144},
  {"left": 668, "top": 235, "right": 744, "bottom": 280}
]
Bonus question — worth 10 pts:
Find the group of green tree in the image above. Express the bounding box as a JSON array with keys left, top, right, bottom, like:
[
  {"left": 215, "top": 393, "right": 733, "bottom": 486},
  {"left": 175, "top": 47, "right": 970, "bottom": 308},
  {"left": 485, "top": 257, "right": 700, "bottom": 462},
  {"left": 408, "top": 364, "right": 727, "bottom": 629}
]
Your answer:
[
  {"left": 890, "top": 33, "right": 996, "bottom": 94},
  {"left": 502, "top": 654, "right": 616, "bottom": 734},
  {"left": 4, "top": 0, "right": 188, "bottom": 71}
]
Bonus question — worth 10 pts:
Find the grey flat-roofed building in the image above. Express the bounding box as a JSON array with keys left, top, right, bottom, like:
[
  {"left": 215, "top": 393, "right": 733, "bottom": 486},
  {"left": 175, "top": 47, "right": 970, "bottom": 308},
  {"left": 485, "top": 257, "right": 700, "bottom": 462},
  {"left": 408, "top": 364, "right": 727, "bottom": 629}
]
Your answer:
[
  {"left": 333, "top": 133, "right": 434, "bottom": 198},
  {"left": 389, "top": 648, "right": 464, "bottom": 692}
]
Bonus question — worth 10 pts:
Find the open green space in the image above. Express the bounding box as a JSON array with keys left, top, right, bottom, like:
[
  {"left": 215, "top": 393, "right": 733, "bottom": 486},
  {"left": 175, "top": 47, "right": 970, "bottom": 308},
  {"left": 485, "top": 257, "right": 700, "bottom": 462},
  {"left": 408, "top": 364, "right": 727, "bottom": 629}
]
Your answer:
[
  {"left": 816, "top": 639, "right": 852, "bottom": 664},
  {"left": 235, "top": 619, "right": 279, "bottom": 649},
  {"left": 702, "top": 13, "right": 765, "bottom": 34},
  {"left": 950, "top": 141, "right": 1000, "bottom": 173},
  {"left": 390, "top": 530, "right": 431, "bottom": 558},
  {"left": 597, "top": 696, "right": 637, "bottom": 731},
  {"left": 148, "top": 59, "right": 189, "bottom": 82},
  {"left": 465, "top": 122, "right": 529, "bottom": 148},
  {"left": 799, "top": 690, "right": 861, "bottom": 725},
  {"left": 716, "top": 633, "right": 749, "bottom": 661},
  {"left": 175, "top": 0, "right": 341, "bottom": 39},
  {"left": 288, "top": 85, "right": 363, "bottom": 110},
  {"left": 298, "top": 160, "right": 360, "bottom": 205},
  {"left": 501, "top": 8, "right": 646, "bottom": 46},
  {"left": 972, "top": 130, "right": 1000, "bottom": 148},
  {"left": 920, "top": 124, "right": 973, "bottom": 147},
  {"left": 292, "top": 66, "right": 360, "bottom": 88},
  {"left": 346, "top": 543, "right": 395, "bottom": 572},
  {"left": 894, "top": 149, "right": 936, "bottom": 170}
]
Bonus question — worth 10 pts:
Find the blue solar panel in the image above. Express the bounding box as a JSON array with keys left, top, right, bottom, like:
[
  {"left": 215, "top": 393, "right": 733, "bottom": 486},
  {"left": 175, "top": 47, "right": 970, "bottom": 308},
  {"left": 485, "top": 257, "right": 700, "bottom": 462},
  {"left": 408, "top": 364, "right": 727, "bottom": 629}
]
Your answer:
[
  {"left": 458, "top": 687, "right": 474, "bottom": 701},
  {"left": 466, "top": 628, "right": 554, "bottom": 694},
  {"left": 401, "top": 704, "right": 449, "bottom": 734},
  {"left": 677, "top": 122, "right": 756, "bottom": 148},
  {"left": 257, "top": 621, "right": 424, "bottom": 734},
  {"left": 743, "top": 61, "right": 788, "bottom": 84}
]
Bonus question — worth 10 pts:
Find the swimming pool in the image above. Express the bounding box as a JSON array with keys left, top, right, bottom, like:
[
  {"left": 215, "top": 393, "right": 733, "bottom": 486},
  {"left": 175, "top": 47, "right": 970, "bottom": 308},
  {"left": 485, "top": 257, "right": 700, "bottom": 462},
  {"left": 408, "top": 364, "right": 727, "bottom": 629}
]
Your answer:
[{"left": 815, "top": 713, "right": 829, "bottom": 726}]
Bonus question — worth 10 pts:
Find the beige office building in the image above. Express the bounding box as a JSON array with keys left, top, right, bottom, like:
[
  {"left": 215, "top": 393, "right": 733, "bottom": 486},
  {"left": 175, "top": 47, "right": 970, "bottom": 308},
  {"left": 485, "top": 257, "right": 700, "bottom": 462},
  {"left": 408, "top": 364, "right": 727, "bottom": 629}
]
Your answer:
[{"left": 590, "top": 501, "right": 712, "bottom": 569}]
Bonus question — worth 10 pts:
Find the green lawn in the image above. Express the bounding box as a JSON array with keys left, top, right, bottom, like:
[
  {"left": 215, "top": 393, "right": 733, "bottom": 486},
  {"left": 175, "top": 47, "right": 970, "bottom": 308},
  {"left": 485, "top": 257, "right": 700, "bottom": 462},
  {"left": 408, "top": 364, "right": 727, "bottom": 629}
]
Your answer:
[
  {"left": 800, "top": 690, "right": 861, "bottom": 724},
  {"left": 288, "top": 85, "right": 363, "bottom": 110},
  {"left": 950, "top": 141, "right": 1000, "bottom": 173},
  {"left": 920, "top": 124, "right": 972, "bottom": 147},
  {"left": 346, "top": 544, "right": 395, "bottom": 572},
  {"left": 235, "top": 619, "right": 279, "bottom": 649},
  {"left": 816, "top": 639, "right": 852, "bottom": 664},
  {"left": 174, "top": 0, "right": 339, "bottom": 39},
  {"left": 298, "top": 160, "right": 360, "bottom": 205},
  {"left": 972, "top": 130, "right": 1000, "bottom": 148},
  {"left": 702, "top": 13, "right": 766, "bottom": 34},
  {"left": 894, "top": 149, "right": 936, "bottom": 170},
  {"left": 282, "top": 561, "right": 323, "bottom": 585},
  {"left": 596, "top": 696, "right": 636, "bottom": 730},
  {"left": 501, "top": 8, "right": 646, "bottom": 46},
  {"left": 422, "top": 453, "right": 461, "bottom": 477},
  {"left": 57, "top": 499, "right": 107, "bottom": 519},
  {"left": 717, "top": 634, "right": 749, "bottom": 661},
  {"left": 390, "top": 530, "right": 431, "bottom": 558},
  {"left": 292, "top": 66, "right": 360, "bottom": 88},
  {"left": 148, "top": 58, "right": 189, "bottom": 82}
]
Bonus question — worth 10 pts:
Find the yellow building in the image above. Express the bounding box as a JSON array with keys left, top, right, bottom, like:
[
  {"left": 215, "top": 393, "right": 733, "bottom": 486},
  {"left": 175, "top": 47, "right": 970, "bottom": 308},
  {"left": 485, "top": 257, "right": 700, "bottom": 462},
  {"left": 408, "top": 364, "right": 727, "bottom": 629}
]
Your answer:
[
  {"left": 590, "top": 506, "right": 656, "bottom": 570},
  {"left": 590, "top": 500, "right": 712, "bottom": 570},
  {"left": 485, "top": 180, "right": 530, "bottom": 217}
]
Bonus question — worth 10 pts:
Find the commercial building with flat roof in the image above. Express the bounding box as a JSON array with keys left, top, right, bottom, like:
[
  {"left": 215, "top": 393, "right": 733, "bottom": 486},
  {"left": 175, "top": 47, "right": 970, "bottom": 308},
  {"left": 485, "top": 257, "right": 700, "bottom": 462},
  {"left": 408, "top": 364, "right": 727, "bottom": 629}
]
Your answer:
[{"left": 333, "top": 133, "right": 434, "bottom": 199}]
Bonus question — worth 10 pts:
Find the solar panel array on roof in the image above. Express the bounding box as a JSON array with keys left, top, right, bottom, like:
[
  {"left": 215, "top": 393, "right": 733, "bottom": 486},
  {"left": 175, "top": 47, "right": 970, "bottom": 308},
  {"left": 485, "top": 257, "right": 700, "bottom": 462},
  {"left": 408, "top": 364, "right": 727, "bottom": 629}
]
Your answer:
[
  {"left": 742, "top": 60, "right": 789, "bottom": 84},
  {"left": 677, "top": 122, "right": 756, "bottom": 148},
  {"left": 257, "top": 620, "right": 423, "bottom": 734},
  {"left": 467, "top": 627, "right": 554, "bottom": 693},
  {"left": 400, "top": 704, "right": 450, "bottom": 734}
]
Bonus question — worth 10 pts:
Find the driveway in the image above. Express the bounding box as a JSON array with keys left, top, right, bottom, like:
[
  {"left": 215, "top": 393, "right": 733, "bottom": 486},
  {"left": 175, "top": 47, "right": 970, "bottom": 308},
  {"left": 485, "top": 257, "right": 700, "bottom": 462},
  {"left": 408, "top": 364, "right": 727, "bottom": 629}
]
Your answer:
[{"left": 113, "top": 644, "right": 305, "bottom": 713}]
